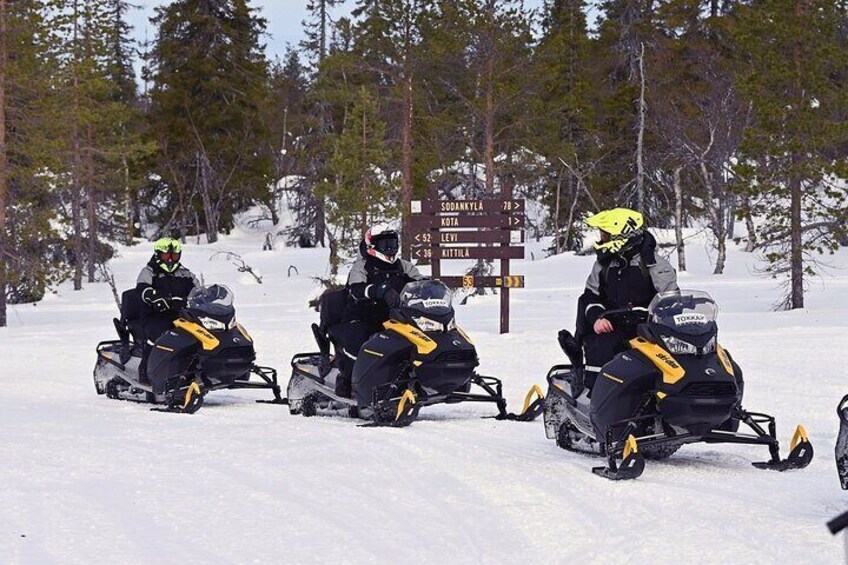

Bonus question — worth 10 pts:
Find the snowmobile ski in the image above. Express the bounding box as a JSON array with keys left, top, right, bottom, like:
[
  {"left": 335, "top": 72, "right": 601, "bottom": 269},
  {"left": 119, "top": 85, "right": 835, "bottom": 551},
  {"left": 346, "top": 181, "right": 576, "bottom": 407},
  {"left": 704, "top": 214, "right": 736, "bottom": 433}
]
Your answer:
[
  {"left": 836, "top": 395, "right": 848, "bottom": 489},
  {"left": 752, "top": 425, "right": 813, "bottom": 471},
  {"left": 150, "top": 382, "right": 204, "bottom": 414},
  {"left": 495, "top": 384, "right": 545, "bottom": 422},
  {"left": 592, "top": 435, "right": 646, "bottom": 481}
]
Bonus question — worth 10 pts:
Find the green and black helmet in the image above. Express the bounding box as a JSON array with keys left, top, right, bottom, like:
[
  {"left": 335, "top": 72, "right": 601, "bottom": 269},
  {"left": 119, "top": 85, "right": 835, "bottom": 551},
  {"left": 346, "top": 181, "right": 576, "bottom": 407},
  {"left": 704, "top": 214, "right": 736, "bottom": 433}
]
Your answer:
[{"left": 153, "top": 237, "right": 182, "bottom": 273}]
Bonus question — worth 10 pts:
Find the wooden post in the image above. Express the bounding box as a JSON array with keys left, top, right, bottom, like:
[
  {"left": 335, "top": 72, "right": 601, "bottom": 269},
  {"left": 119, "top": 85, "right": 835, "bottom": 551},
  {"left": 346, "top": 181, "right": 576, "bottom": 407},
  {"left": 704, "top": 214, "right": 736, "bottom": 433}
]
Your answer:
[{"left": 500, "top": 178, "right": 512, "bottom": 334}]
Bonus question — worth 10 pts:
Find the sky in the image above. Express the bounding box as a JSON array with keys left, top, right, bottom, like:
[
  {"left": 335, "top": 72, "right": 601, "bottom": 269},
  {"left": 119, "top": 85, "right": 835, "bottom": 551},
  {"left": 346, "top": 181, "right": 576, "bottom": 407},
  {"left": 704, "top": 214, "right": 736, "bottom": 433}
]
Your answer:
[{"left": 128, "top": 0, "right": 549, "bottom": 69}]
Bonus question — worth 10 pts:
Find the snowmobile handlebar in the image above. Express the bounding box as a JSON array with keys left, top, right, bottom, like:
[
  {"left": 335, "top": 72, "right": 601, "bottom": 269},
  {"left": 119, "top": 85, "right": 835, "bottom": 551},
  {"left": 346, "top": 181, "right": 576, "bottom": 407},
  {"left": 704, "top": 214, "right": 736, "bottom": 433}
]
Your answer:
[{"left": 598, "top": 307, "right": 649, "bottom": 328}]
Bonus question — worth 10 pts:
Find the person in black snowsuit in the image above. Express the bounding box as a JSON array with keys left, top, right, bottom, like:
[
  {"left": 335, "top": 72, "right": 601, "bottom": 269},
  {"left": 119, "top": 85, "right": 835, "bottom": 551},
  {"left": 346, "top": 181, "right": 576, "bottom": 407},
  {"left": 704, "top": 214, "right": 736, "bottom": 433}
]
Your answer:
[
  {"left": 333, "top": 225, "right": 423, "bottom": 396},
  {"left": 575, "top": 209, "right": 678, "bottom": 384},
  {"left": 128, "top": 238, "right": 199, "bottom": 382}
]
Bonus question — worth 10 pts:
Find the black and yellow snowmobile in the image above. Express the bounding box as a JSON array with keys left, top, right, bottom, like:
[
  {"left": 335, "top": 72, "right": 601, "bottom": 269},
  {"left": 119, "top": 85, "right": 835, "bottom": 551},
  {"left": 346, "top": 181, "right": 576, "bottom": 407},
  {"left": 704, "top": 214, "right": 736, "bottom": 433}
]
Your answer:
[
  {"left": 542, "top": 290, "right": 813, "bottom": 480},
  {"left": 287, "top": 280, "right": 542, "bottom": 426},
  {"left": 93, "top": 284, "right": 282, "bottom": 413}
]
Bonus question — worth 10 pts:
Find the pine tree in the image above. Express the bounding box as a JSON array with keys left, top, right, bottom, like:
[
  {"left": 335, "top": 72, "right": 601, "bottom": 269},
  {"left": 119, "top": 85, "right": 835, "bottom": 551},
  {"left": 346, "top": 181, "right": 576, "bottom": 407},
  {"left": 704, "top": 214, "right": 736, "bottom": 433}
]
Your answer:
[
  {"left": 532, "top": 0, "right": 597, "bottom": 252},
  {"left": 2, "top": 0, "right": 70, "bottom": 317},
  {"left": 731, "top": 0, "right": 848, "bottom": 308},
  {"left": 146, "top": 0, "right": 274, "bottom": 243},
  {"left": 317, "top": 86, "right": 394, "bottom": 273}
]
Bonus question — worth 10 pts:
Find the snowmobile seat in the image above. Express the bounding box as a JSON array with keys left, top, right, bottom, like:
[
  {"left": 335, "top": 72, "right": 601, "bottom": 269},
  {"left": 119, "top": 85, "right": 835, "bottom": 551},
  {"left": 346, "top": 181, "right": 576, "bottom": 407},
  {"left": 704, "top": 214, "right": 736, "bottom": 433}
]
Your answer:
[
  {"left": 119, "top": 287, "right": 150, "bottom": 345},
  {"left": 316, "top": 288, "right": 349, "bottom": 350}
]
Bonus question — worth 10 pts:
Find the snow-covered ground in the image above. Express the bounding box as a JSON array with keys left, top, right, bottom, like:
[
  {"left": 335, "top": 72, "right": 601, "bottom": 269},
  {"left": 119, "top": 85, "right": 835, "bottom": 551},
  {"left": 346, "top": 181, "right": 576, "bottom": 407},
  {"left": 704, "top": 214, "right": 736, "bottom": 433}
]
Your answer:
[{"left": 2, "top": 222, "right": 848, "bottom": 564}]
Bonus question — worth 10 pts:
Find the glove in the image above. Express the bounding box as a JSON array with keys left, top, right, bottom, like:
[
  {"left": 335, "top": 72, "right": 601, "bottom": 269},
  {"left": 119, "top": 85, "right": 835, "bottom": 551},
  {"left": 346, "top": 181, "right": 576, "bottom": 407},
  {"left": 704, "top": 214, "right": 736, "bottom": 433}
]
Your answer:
[
  {"left": 142, "top": 287, "right": 173, "bottom": 313},
  {"left": 383, "top": 288, "right": 401, "bottom": 309},
  {"left": 640, "top": 231, "right": 657, "bottom": 267},
  {"left": 371, "top": 283, "right": 400, "bottom": 309}
]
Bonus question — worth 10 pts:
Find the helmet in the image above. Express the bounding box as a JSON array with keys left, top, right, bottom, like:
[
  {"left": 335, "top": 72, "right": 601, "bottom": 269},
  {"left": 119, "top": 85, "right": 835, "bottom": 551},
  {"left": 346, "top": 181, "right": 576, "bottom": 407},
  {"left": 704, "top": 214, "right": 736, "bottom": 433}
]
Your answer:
[
  {"left": 365, "top": 224, "right": 400, "bottom": 264},
  {"left": 153, "top": 237, "right": 182, "bottom": 273},
  {"left": 586, "top": 208, "right": 644, "bottom": 258}
]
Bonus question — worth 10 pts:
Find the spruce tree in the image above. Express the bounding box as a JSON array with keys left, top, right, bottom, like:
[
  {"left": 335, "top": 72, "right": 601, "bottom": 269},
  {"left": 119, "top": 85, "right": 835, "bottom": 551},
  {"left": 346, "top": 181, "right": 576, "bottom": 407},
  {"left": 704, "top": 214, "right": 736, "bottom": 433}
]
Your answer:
[
  {"left": 731, "top": 0, "right": 848, "bottom": 308},
  {"left": 146, "top": 0, "right": 274, "bottom": 243}
]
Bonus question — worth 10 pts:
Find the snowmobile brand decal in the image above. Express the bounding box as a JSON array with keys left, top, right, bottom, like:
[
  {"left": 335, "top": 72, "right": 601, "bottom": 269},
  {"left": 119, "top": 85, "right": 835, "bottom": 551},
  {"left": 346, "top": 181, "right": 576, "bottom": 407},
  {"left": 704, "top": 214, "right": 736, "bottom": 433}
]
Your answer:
[
  {"left": 629, "top": 337, "right": 685, "bottom": 385},
  {"left": 407, "top": 298, "right": 450, "bottom": 310},
  {"left": 716, "top": 345, "right": 734, "bottom": 377},
  {"left": 673, "top": 313, "right": 708, "bottom": 326},
  {"left": 383, "top": 320, "right": 437, "bottom": 355},
  {"left": 174, "top": 318, "right": 220, "bottom": 351}
]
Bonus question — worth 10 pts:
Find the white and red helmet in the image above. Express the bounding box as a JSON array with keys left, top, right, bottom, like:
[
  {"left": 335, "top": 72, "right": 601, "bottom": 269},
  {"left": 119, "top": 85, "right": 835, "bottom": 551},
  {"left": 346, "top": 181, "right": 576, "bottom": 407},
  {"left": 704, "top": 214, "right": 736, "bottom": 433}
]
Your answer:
[{"left": 365, "top": 224, "right": 400, "bottom": 264}]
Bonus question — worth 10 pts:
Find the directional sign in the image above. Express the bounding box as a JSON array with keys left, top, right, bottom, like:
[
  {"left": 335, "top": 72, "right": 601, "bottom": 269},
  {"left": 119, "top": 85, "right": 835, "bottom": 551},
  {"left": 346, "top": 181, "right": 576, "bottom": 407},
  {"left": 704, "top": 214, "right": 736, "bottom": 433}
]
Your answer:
[
  {"left": 412, "top": 230, "right": 524, "bottom": 245},
  {"left": 409, "top": 214, "right": 525, "bottom": 230},
  {"left": 414, "top": 199, "right": 525, "bottom": 214},
  {"left": 411, "top": 246, "right": 525, "bottom": 261},
  {"left": 440, "top": 275, "right": 525, "bottom": 289}
]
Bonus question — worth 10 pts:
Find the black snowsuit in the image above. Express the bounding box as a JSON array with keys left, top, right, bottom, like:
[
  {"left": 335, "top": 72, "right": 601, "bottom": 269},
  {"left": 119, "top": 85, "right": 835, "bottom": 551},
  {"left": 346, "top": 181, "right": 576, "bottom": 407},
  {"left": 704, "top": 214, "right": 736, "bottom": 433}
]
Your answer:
[
  {"left": 127, "top": 257, "right": 198, "bottom": 382},
  {"left": 334, "top": 243, "right": 423, "bottom": 389},
  {"left": 576, "top": 243, "right": 678, "bottom": 381}
]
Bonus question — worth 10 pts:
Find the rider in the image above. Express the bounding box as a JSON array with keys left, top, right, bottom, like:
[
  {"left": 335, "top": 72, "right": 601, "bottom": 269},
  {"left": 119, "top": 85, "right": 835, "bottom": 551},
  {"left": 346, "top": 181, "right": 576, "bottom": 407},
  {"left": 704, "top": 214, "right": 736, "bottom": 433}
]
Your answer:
[
  {"left": 134, "top": 238, "right": 199, "bottom": 382},
  {"left": 334, "top": 224, "right": 424, "bottom": 396},
  {"left": 575, "top": 208, "right": 678, "bottom": 380}
]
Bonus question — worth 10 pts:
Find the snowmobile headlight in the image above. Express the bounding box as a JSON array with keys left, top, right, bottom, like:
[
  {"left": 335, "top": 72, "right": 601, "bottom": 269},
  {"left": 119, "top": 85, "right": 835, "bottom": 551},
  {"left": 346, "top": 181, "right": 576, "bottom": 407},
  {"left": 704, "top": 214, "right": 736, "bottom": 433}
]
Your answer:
[
  {"left": 413, "top": 316, "right": 445, "bottom": 332},
  {"left": 701, "top": 336, "right": 716, "bottom": 354},
  {"left": 661, "top": 335, "right": 698, "bottom": 355},
  {"left": 227, "top": 316, "right": 238, "bottom": 330},
  {"left": 447, "top": 317, "right": 457, "bottom": 331},
  {"left": 199, "top": 316, "right": 226, "bottom": 332}
]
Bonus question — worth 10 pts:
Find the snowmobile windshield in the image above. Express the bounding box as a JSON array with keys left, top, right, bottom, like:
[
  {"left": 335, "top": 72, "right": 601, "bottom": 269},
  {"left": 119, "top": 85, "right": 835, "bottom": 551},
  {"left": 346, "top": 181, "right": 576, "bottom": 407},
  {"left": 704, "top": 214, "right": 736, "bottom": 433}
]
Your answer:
[
  {"left": 187, "top": 285, "right": 235, "bottom": 317},
  {"left": 648, "top": 290, "right": 718, "bottom": 336},
  {"left": 400, "top": 280, "right": 454, "bottom": 317}
]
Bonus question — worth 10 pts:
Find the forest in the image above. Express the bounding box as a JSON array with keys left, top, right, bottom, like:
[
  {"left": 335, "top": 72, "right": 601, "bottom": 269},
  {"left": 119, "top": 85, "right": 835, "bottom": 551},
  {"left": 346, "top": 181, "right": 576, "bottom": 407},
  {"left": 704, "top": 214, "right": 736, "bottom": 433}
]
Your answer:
[{"left": 0, "top": 0, "right": 847, "bottom": 327}]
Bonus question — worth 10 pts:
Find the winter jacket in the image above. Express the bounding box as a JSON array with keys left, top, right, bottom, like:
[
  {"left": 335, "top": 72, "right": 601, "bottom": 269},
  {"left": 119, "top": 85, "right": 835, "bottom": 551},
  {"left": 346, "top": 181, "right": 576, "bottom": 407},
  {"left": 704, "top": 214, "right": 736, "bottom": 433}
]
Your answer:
[
  {"left": 345, "top": 242, "right": 423, "bottom": 325},
  {"left": 576, "top": 248, "right": 678, "bottom": 338},
  {"left": 135, "top": 257, "right": 199, "bottom": 307}
]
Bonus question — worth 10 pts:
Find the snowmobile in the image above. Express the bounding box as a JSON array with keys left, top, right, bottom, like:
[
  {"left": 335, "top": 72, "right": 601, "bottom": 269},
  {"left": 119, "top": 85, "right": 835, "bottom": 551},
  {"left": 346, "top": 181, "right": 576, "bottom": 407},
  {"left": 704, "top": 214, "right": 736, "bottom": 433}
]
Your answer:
[
  {"left": 93, "top": 284, "right": 283, "bottom": 413},
  {"left": 286, "top": 280, "right": 543, "bottom": 427},
  {"left": 836, "top": 395, "right": 848, "bottom": 489},
  {"left": 542, "top": 290, "right": 813, "bottom": 480}
]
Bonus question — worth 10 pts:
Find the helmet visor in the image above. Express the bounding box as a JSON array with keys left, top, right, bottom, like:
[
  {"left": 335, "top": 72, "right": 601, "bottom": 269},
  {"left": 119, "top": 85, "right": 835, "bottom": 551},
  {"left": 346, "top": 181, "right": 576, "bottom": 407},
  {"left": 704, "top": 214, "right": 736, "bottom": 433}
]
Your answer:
[{"left": 373, "top": 234, "right": 399, "bottom": 256}]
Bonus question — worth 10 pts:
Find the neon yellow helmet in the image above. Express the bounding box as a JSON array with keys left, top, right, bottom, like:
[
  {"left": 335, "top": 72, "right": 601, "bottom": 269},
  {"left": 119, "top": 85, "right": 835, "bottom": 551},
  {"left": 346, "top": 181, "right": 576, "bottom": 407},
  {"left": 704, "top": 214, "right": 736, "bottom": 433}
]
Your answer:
[
  {"left": 153, "top": 237, "right": 182, "bottom": 273},
  {"left": 586, "top": 208, "right": 644, "bottom": 257}
]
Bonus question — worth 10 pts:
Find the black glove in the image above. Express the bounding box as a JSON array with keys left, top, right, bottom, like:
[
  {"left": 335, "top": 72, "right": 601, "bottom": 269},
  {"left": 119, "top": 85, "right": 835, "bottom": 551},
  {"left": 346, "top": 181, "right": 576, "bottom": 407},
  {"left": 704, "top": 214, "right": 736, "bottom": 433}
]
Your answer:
[
  {"left": 383, "top": 288, "right": 401, "bottom": 309},
  {"left": 372, "top": 283, "right": 400, "bottom": 308},
  {"left": 142, "top": 287, "right": 173, "bottom": 313},
  {"left": 640, "top": 231, "right": 657, "bottom": 267}
]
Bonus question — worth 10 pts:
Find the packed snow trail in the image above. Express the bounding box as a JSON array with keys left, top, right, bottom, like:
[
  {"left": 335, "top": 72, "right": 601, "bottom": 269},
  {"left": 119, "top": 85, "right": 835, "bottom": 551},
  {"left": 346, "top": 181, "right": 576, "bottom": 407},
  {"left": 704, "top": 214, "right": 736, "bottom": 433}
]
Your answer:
[{"left": 2, "top": 228, "right": 847, "bottom": 564}]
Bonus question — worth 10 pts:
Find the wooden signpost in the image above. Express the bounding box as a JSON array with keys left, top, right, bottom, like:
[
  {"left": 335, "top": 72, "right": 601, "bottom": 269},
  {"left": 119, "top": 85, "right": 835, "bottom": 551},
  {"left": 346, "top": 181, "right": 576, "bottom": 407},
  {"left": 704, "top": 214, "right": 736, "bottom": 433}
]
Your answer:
[{"left": 410, "top": 193, "right": 525, "bottom": 334}]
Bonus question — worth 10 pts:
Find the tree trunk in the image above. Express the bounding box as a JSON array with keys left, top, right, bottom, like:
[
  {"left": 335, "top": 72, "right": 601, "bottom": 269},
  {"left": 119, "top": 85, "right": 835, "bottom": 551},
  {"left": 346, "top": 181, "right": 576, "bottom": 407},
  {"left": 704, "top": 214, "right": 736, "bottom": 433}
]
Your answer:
[
  {"left": 635, "top": 43, "right": 646, "bottom": 213},
  {"left": 789, "top": 0, "right": 804, "bottom": 309},
  {"left": 0, "top": 0, "right": 7, "bottom": 326},
  {"left": 483, "top": 1, "right": 495, "bottom": 196},
  {"left": 741, "top": 194, "right": 757, "bottom": 252},
  {"left": 554, "top": 170, "right": 562, "bottom": 255},
  {"left": 71, "top": 0, "right": 82, "bottom": 291},
  {"left": 400, "top": 12, "right": 413, "bottom": 260},
  {"left": 86, "top": 125, "right": 96, "bottom": 283},
  {"left": 673, "top": 166, "right": 686, "bottom": 272},
  {"left": 198, "top": 151, "right": 219, "bottom": 243}
]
